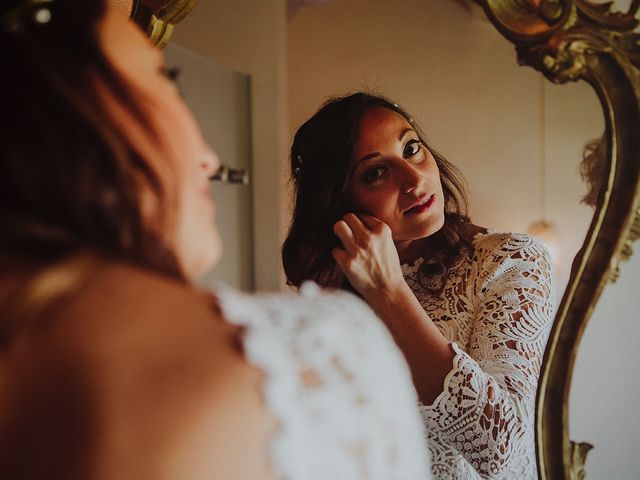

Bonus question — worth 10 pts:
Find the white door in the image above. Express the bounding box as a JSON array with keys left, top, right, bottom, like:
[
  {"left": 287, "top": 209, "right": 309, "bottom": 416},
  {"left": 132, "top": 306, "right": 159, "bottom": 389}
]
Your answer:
[{"left": 165, "top": 43, "right": 254, "bottom": 291}]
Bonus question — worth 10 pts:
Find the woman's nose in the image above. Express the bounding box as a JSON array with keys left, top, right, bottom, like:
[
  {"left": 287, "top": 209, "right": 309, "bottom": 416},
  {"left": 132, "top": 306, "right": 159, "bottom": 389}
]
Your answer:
[
  {"left": 399, "top": 163, "right": 423, "bottom": 194},
  {"left": 199, "top": 147, "right": 220, "bottom": 178}
]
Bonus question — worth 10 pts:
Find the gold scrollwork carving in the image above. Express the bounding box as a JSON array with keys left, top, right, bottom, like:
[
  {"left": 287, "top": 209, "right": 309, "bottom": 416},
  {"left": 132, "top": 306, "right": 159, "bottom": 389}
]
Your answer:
[
  {"left": 540, "top": 0, "right": 565, "bottom": 23},
  {"left": 569, "top": 441, "right": 594, "bottom": 480},
  {"left": 130, "top": 0, "right": 195, "bottom": 49},
  {"left": 610, "top": 204, "right": 640, "bottom": 282},
  {"left": 479, "top": 0, "right": 640, "bottom": 478}
]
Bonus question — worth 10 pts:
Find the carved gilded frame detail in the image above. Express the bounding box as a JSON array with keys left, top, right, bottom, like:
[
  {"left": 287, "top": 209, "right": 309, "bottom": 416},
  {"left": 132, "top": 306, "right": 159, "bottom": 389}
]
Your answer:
[
  {"left": 479, "top": 1, "right": 640, "bottom": 478},
  {"left": 130, "top": 0, "right": 195, "bottom": 48}
]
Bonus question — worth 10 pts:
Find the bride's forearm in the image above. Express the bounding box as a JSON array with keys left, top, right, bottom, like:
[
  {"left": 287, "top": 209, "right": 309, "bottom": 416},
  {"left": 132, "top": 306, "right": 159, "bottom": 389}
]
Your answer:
[{"left": 366, "top": 283, "right": 455, "bottom": 406}]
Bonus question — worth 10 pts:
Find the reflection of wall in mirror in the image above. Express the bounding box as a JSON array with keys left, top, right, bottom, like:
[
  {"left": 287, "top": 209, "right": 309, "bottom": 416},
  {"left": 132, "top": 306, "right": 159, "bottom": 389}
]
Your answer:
[{"left": 287, "top": 0, "right": 640, "bottom": 477}]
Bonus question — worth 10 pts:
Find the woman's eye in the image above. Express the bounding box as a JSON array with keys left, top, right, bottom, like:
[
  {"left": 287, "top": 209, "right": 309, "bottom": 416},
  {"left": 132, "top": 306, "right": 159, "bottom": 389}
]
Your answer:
[
  {"left": 403, "top": 139, "right": 422, "bottom": 158},
  {"left": 362, "top": 166, "right": 387, "bottom": 184}
]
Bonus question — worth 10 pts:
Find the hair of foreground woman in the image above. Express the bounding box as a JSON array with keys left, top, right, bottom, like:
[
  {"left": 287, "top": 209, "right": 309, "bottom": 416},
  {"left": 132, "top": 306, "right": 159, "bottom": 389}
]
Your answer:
[
  {"left": 282, "top": 92, "right": 471, "bottom": 289},
  {"left": 0, "top": 0, "right": 183, "bottom": 281}
]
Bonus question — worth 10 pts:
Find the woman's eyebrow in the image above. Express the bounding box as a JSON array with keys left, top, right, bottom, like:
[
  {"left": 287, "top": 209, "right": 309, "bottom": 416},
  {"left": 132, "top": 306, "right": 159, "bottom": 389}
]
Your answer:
[
  {"left": 356, "top": 151, "right": 380, "bottom": 165},
  {"left": 399, "top": 127, "right": 415, "bottom": 141},
  {"left": 355, "top": 128, "right": 417, "bottom": 166}
]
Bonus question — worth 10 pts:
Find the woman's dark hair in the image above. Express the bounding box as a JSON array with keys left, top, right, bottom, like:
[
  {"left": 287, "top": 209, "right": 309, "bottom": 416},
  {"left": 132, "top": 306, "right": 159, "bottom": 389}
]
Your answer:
[
  {"left": 0, "top": 0, "right": 183, "bottom": 279},
  {"left": 579, "top": 135, "right": 608, "bottom": 208},
  {"left": 282, "top": 92, "right": 471, "bottom": 290}
]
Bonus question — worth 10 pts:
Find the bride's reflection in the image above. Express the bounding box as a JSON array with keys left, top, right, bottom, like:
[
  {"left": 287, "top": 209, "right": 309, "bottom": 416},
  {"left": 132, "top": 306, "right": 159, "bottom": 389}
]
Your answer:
[{"left": 283, "top": 91, "right": 555, "bottom": 478}]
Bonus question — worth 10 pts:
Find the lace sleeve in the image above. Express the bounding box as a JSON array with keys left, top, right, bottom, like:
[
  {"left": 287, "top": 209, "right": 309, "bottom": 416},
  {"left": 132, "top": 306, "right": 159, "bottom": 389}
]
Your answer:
[{"left": 420, "top": 236, "right": 555, "bottom": 478}]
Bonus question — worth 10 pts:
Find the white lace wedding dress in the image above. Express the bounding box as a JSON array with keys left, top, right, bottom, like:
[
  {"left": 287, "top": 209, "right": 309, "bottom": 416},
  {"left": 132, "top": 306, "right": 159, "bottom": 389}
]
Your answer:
[
  {"left": 401, "top": 232, "right": 555, "bottom": 480},
  {"left": 217, "top": 282, "right": 432, "bottom": 480}
]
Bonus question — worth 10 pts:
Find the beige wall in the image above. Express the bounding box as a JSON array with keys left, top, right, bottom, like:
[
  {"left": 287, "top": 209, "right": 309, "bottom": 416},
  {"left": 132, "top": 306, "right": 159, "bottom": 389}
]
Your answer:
[
  {"left": 171, "top": 0, "right": 289, "bottom": 291},
  {"left": 289, "top": 0, "right": 639, "bottom": 477}
]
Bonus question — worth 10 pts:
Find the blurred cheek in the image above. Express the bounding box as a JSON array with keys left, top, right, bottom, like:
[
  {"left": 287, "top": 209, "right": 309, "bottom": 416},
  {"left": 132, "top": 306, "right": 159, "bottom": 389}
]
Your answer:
[{"left": 149, "top": 97, "right": 200, "bottom": 162}]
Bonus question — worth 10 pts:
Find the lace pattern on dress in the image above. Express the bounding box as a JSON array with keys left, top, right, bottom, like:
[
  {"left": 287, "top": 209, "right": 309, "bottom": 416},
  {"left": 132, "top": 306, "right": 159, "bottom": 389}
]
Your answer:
[
  {"left": 403, "top": 233, "right": 555, "bottom": 480},
  {"left": 216, "top": 283, "right": 432, "bottom": 480}
]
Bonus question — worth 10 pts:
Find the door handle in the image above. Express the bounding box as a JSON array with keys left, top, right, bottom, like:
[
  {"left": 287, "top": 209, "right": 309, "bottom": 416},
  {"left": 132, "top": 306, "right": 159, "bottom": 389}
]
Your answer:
[{"left": 209, "top": 165, "right": 250, "bottom": 185}]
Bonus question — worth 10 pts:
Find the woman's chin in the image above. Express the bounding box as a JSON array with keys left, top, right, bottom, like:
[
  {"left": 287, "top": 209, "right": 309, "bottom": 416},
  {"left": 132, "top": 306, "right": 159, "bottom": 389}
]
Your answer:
[
  {"left": 181, "top": 240, "right": 222, "bottom": 282},
  {"left": 413, "top": 216, "right": 447, "bottom": 240},
  {"left": 431, "top": 214, "right": 446, "bottom": 235}
]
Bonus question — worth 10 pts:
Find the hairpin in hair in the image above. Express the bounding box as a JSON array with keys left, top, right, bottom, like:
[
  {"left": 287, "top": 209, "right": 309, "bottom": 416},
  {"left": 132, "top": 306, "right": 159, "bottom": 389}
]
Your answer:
[
  {"left": 294, "top": 154, "right": 303, "bottom": 179},
  {"left": 2, "top": 0, "right": 54, "bottom": 34}
]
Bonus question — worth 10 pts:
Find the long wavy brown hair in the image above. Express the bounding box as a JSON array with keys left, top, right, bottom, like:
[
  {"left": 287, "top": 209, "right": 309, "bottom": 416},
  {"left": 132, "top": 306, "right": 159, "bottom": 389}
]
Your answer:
[
  {"left": 0, "top": 0, "right": 186, "bottom": 345},
  {"left": 282, "top": 92, "right": 472, "bottom": 291},
  {"left": 0, "top": 0, "right": 182, "bottom": 277}
]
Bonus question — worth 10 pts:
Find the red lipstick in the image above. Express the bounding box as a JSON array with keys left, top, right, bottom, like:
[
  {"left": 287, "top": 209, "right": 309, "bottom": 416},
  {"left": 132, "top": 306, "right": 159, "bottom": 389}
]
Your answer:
[{"left": 404, "top": 194, "right": 435, "bottom": 215}]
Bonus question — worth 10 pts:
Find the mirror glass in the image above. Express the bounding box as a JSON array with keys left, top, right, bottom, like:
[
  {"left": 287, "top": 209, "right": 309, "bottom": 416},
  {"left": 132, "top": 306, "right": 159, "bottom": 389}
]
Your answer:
[{"left": 165, "top": 0, "right": 639, "bottom": 476}]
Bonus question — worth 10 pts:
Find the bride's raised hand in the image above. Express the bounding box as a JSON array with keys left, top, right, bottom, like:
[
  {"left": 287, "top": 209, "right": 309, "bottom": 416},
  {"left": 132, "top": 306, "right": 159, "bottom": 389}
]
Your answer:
[{"left": 332, "top": 213, "right": 406, "bottom": 300}]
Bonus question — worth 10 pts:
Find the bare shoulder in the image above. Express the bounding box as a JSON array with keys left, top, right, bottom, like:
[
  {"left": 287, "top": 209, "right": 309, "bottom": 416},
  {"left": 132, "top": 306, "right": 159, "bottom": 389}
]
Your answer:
[{"left": 1, "top": 260, "right": 277, "bottom": 480}]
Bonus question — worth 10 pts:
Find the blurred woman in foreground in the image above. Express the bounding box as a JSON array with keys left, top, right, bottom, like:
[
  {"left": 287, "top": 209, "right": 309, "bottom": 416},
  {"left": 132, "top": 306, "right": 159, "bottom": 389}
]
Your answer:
[{"left": 0, "top": 2, "right": 430, "bottom": 478}]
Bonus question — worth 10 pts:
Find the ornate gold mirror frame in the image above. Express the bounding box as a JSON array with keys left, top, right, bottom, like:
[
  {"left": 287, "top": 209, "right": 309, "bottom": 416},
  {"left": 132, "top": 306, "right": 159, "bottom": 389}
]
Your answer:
[
  {"left": 478, "top": 0, "right": 640, "bottom": 478},
  {"left": 129, "top": 0, "right": 195, "bottom": 48},
  {"left": 131, "top": 0, "right": 640, "bottom": 477}
]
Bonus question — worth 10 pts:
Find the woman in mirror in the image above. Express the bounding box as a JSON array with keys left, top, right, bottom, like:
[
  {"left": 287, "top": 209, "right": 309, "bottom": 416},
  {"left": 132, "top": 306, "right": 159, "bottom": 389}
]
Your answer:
[
  {"left": 0, "top": 3, "right": 430, "bottom": 478},
  {"left": 283, "top": 93, "right": 556, "bottom": 479}
]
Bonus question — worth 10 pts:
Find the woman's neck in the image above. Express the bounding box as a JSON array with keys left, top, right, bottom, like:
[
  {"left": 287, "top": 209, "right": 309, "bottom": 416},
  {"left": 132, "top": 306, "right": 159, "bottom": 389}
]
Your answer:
[
  {"left": 395, "top": 237, "right": 433, "bottom": 265},
  {"left": 394, "top": 223, "right": 486, "bottom": 265}
]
